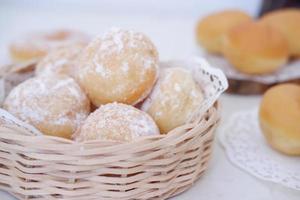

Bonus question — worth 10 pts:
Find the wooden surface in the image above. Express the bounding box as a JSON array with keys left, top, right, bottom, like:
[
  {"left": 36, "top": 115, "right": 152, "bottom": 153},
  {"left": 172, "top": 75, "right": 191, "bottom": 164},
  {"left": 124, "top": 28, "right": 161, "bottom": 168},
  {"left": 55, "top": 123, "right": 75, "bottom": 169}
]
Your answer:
[{"left": 226, "top": 78, "right": 300, "bottom": 95}]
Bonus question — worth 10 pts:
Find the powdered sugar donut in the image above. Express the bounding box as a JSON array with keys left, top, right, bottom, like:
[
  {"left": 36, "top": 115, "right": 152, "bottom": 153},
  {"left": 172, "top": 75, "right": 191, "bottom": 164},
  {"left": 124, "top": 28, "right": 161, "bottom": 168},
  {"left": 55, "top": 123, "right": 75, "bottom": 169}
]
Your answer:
[
  {"left": 76, "top": 28, "right": 159, "bottom": 106},
  {"left": 10, "top": 30, "right": 89, "bottom": 63},
  {"left": 3, "top": 75, "right": 90, "bottom": 139},
  {"left": 35, "top": 43, "right": 85, "bottom": 77},
  {"left": 75, "top": 103, "right": 159, "bottom": 142},
  {"left": 142, "top": 67, "right": 204, "bottom": 134}
]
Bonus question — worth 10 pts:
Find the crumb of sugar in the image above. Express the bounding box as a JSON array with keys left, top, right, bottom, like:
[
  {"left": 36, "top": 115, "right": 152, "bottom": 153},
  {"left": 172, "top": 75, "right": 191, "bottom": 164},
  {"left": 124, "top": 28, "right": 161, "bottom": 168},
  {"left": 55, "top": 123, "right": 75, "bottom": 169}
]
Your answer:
[
  {"left": 53, "top": 59, "right": 68, "bottom": 67},
  {"left": 94, "top": 61, "right": 107, "bottom": 77},
  {"left": 112, "top": 32, "right": 124, "bottom": 52},
  {"left": 191, "top": 90, "right": 197, "bottom": 97},
  {"left": 101, "top": 28, "right": 127, "bottom": 53},
  {"left": 121, "top": 62, "right": 129, "bottom": 73},
  {"left": 174, "top": 83, "right": 181, "bottom": 92},
  {"left": 52, "top": 78, "right": 74, "bottom": 90},
  {"left": 142, "top": 57, "right": 154, "bottom": 69},
  {"left": 155, "top": 111, "right": 162, "bottom": 117}
]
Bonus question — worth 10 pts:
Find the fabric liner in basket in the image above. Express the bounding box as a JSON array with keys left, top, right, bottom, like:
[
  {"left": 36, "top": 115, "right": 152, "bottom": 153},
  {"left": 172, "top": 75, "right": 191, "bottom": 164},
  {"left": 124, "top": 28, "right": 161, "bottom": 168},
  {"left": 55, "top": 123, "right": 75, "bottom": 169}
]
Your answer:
[
  {"left": 0, "top": 57, "right": 227, "bottom": 200},
  {"left": 0, "top": 60, "right": 37, "bottom": 105}
]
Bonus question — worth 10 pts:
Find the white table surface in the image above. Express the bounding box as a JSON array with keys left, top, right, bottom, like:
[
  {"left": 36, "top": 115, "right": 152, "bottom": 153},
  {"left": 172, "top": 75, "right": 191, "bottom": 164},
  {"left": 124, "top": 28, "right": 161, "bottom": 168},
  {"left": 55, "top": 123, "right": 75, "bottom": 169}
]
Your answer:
[{"left": 0, "top": 1, "right": 299, "bottom": 199}]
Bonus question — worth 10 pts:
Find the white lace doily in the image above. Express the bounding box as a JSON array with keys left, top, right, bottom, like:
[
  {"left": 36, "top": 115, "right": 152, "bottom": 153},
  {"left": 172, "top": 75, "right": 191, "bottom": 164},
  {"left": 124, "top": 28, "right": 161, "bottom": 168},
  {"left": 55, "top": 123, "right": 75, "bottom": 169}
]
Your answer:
[
  {"left": 219, "top": 109, "right": 300, "bottom": 191},
  {"left": 205, "top": 54, "right": 300, "bottom": 84}
]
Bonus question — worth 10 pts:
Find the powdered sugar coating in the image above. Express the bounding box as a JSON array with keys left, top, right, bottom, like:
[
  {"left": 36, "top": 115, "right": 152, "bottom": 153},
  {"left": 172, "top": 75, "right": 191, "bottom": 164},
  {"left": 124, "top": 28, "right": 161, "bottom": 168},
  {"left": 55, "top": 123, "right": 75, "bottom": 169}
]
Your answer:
[
  {"left": 3, "top": 75, "right": 90, "bottom": 139},
  {"left": 76, "top": 103, "right": 159, "bottom": 142},
  {"left": 77, "top": 28, "right": 159, "bottom": 106},
  {"left": 141, "top": 67, "right": 204, "bottom": 134},
  {"left": 35, "top": 43, "right": 86, "bottom": 77}
]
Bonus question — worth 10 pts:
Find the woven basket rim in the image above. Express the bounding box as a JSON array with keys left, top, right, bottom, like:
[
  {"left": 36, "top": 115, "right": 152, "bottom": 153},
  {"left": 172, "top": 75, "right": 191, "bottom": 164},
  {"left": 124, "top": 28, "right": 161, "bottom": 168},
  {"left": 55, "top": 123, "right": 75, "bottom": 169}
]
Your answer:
[{"left": 0, "top": 102, "right": 219, "bottom": 147}]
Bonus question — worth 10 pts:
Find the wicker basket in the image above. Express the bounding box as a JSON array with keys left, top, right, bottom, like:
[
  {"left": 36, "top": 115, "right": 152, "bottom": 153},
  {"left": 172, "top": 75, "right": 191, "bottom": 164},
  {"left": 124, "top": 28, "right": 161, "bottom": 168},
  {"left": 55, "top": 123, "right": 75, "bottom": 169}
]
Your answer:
[
  {"left": 0, "top": 103, "right": 219, "bottom": 200},
  {"left": 0, "top": 58, "right": 225, "bottom": 200}
]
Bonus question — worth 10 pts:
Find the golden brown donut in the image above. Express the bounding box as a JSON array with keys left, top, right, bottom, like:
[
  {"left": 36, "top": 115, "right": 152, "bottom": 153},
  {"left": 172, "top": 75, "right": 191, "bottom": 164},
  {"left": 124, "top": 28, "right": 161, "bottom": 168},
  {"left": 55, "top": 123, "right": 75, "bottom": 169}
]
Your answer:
[
  {"left": 223, "top": 21, "right": 289, "bottom": 74},
  {"left": 141, "top": 67, "right": 204, "bottom": 134},
  {"left": 76, "top": 28, "right": 159, "bottom": 106},
  {"left": 259, "top": 84, "right": 300, "bottom": 156},
  {"left": 196, "top": 10, "right": 252, "bottom": 54},
  {"left": 35, "top": 43, "right": 85, "bottom": 77},
  {"left": 3, "top": 74, "right": 90, "bottom": 139},
  {"left": 261, "top": 9, "right": 300, "bottom": 57},
  {"left": 75, "top": 103, "right": 159, "bottom": 142},
  {"left": 10, "top": 30, "right": 89, "bottom": 63}
]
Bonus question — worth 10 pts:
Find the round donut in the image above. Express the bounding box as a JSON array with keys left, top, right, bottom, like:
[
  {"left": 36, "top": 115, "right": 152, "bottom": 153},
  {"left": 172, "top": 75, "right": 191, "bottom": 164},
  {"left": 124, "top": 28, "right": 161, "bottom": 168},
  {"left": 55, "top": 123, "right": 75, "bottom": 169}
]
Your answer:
[
  {"left": 141, "top": 67, "right": 204, "bottom": 134},
  {"left": 35, "top": 43, "right": 85, "bottom": 77},
  {"left": 261, "top": 9, "right": 300, "bottom": 57},
  {"left": 76, "top": 28, "right": 159, "bottom": 107},
  {"left": 10, "top": 30, "right": 89, "bottom": 63},
  {"left": 259, "top": 84, "right": 300, "bottom": 156},
  {"left": 223, "top": 21, "right": 289, "bottom": 74},
  {"left": 3, "top": 74, "right": 90, "bottom": 139},
  {"left": 196, "top": 10, "right": 251, "bottom": 54},
  {"left": 75, "top": 103, "right": 159, "bottom": 142}
]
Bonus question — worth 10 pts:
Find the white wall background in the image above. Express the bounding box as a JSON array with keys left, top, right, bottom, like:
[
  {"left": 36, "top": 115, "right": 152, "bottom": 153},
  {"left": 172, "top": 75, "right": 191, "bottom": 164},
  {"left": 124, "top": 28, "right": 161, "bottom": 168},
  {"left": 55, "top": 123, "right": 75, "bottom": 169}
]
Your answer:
[
  {"left": 1, "top": 0, "right": 261, "bottom": 17},
  {"left": 0, "top": 0, "right": 262, "bottom": 63}
]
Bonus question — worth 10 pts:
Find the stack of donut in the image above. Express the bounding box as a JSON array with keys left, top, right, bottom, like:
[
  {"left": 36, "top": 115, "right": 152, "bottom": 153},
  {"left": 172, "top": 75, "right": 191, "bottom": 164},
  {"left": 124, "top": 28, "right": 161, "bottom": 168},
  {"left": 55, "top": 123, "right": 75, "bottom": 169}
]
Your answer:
[
  {"left": 196, "top": 9, "right": 300, "bottom": 75},
  {"left": 196, "top": 10, "right": 300, "bottom": 156},
  {"left": 3, "top": 28, "right": 205, "bottom": 142}
]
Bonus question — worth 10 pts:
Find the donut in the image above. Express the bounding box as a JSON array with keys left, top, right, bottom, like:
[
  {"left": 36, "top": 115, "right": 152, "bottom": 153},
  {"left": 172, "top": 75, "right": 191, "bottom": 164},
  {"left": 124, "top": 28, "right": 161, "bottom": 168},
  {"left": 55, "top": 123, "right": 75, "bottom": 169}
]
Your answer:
[
  {"left": 223, "top": 21, "right": 289, "bottom": 74},
  {"left": 261, "top": 9, "right": 300, "bottom": 57},
  {"left": 196, "top": 10, "right": 251, "bottom": 54},
  {"left": 3, "top": 74, "right": 90, "bottom": 139},
  {"left": 76, "top": 28, "right": 159, "bottom": 107},
  {"left": 75, "top": 103, "right": 159, "bottom": 142},
  {"left": 141, "top": 67, "right": 204, "bottom": 134},
  {"left": 35, "top": 43, "right": 85, "bottom": 77},
  {"left": 10, "top": 30, "right": 89, "bottom": 63},
  {"left": 259, "top": 84, "right": 300, "bottom": 156}
]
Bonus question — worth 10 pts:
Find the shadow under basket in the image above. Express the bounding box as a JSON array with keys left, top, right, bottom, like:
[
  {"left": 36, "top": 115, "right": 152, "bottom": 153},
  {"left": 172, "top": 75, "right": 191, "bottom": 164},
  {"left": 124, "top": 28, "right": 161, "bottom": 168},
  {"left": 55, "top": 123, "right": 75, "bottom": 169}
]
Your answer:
[{"left": 0, "top": 103, "right": 219, "bottom": 200}]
